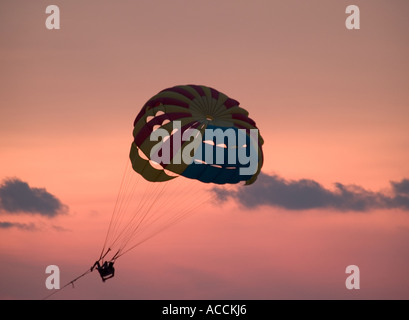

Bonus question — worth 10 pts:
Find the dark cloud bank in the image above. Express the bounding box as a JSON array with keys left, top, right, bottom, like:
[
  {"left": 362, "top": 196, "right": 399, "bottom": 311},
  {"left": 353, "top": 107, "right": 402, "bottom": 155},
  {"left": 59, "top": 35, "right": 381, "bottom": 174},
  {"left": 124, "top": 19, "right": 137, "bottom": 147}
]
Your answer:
[
  {"left": 214, "top": 173, "right": 409, "bottom": 212},
  {"left": 0, "top": 178, "right": 67, "bottom": 216},
  {"left": 0, "top": 221, "right": 37, "bottom": 231},
  {"left": 0, "top": 178, "right": 67, "bottom": 229}
]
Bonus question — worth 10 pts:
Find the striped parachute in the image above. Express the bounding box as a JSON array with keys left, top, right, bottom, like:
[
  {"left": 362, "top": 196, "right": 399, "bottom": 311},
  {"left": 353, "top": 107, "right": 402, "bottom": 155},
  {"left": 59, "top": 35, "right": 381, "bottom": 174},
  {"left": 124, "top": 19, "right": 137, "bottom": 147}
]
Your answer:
[
  {"left": 130, "top": 84, "right": 264, "bottom": 185},
  {"left": 99, "top": 85, "right": 264, "bottom": 262}
]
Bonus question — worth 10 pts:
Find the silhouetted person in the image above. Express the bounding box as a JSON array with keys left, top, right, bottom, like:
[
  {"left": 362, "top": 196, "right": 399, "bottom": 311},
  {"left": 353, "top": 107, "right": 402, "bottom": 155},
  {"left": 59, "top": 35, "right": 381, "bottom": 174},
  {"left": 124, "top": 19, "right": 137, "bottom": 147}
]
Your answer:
[{"left": 91, "top": 260, "right": 115, "bottom": 282}]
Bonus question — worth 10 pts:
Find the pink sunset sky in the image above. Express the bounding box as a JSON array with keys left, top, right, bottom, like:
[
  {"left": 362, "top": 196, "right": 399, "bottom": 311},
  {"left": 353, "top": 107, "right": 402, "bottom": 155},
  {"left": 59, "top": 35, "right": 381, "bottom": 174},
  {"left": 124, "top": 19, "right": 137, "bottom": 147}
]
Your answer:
[{"left": 1, "top": 0, "right": 409, "bottom": 299}]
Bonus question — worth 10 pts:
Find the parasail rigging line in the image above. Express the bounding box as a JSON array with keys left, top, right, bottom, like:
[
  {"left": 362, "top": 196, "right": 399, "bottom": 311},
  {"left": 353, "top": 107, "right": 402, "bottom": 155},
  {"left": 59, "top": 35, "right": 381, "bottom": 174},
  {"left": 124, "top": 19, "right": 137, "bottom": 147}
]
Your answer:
[{"left": 42, "top": 268, "right": 92, "bottom": 300}]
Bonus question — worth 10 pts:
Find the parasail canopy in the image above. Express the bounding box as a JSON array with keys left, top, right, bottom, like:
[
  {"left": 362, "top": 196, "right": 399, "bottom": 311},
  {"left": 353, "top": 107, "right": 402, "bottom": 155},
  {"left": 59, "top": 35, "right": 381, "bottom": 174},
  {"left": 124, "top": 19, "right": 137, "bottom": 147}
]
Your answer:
[{"left": 130, "top": 84, "right": 264, "bottom": 186}]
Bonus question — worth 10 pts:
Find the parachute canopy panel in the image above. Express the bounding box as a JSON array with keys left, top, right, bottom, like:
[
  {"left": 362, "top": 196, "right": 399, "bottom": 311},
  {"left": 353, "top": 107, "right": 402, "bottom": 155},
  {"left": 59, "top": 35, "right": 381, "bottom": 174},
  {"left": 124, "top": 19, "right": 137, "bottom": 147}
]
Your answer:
[{"left": 130, "top": 84, "right": 264, "bottom": 185}]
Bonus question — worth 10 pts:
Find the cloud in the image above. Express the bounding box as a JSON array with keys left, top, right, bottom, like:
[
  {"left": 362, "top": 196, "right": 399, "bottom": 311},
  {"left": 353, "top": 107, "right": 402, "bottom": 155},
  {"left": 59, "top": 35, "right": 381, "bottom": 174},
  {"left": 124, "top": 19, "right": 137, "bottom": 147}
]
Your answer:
[
  {"left": 51, "top": 224, "right": 71, "bottom": 232},
  {"left": 0, "top": 178, "right": 67, "bottom": 217},
  {"left": 0, "top": 221, "right": 37, "bottom": 231},
  {"left": 391, "top": 179, "right": 409, "bottom": 197},
  {"left": 0, "top": 221, "right": 70, "bottom": 232},
  {"left": 213, "top": 173, "right": 409, "bottom": 212}
]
